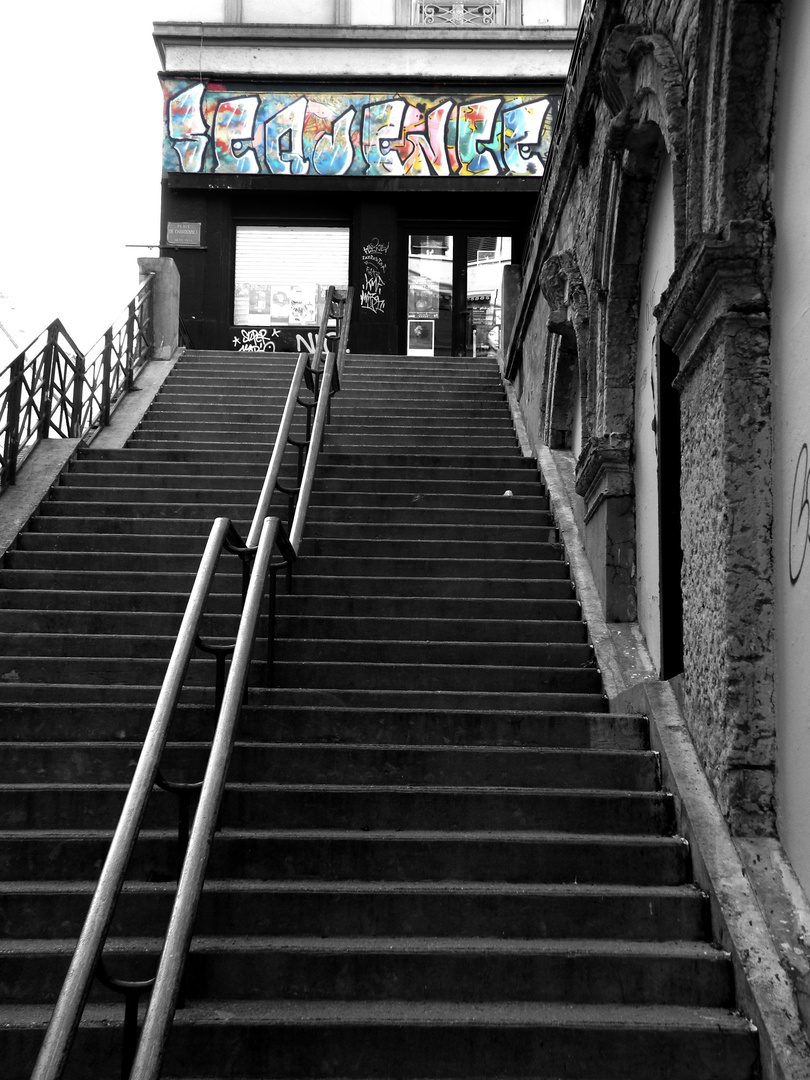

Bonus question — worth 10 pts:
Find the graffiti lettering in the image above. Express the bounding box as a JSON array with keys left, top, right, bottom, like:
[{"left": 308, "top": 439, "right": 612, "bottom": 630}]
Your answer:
[
  {"left": 789, "top": 442, "right": 810, "bottom": 585},
  {"left": 502, "top": 98, "right": 552, "bottom": 176},
  {"left": 164, "top": 82, "right": 557, "bottom": 179},
  {"left": 214, "top": 96, "right": 261, "bottom": 174},
  {"left": 312, "top": 107, "right": 356, "bottom": 176},
  {"left": 168, "top": 83, "right": 208, "bottom": 172},
  {"left": 457, "top": 98, "right": 501, "bottom": 176},
  {"left": 360, "top": 237, "right": 388, "bottom": 316},
  {"left": 234, "top": 328, "right": 276, "bottom": 352},
  {"left": 265, "top": 96, "right": 311, "bottom": 176}
]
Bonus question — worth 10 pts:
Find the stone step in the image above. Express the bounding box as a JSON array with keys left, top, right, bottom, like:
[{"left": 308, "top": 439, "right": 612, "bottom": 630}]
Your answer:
[
  {"left": 0, "top": 609, "right": 584, "bottom": 643},
  {"left": 0, "top": 633, "right": 591, "bottom": 669},
  {"left": 0, "top": 588, "right": 583, "bottom": 621},
  {"left": 0, "top": 685, "right": 608, "bottom": 713},
  {"left": 0, "top": 879, "right": 708, "bottom": 941},
  {"left": 55, "top": 471, "right": 542, "bottom": 497},
  {"left": 0, "top": 936, "right": 733, "bottom": 1008},
  {"left": 0, "top": 570, "right": 575, "bottom": 601},
  {"left": 0, "top": 703, "right": 634, "bottom": 748},
  {"left": 0, "top": 784, "right": 672, "bottom": 834},
  {"left": 69, "top": 457, "right": 541, "bottom": 484},
  {"left": 26, "top": 516, "right": 555, "bottom": 544},
  {"left": 126, "top": 436, "right": 522, "bottom": 455},
  {"left": 0, "top": 830, "right": 692, "bottom": 885},
  {"left": 0, "top": 1000, "right": 759, "bottom": 1080},
  {"left": 0, "top": 742, "right": 656, "bottom": 790},
  {"left": 14, "top": 533, "right": 561, "bottom": 563},
  {"left": 0, "top": 654, "right": 602, "bottom": 694},
  {"left": 84, "top": 448, "right": 536, "bottom": 470}
]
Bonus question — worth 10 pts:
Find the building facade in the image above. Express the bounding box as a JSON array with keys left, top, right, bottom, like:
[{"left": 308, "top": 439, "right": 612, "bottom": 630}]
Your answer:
[{"left": 154, "top": 1, "right": 582, "bottom": 355}]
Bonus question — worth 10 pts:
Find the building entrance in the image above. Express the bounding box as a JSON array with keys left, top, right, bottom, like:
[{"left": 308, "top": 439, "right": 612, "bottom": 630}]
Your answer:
[{"left": 405, "top": 232, "right": 512, "bottom": 357}]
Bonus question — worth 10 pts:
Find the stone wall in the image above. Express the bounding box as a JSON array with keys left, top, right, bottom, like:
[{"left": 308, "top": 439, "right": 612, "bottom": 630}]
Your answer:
[{"left": 506, "top": 0, "right": 782, "bottom": 835}]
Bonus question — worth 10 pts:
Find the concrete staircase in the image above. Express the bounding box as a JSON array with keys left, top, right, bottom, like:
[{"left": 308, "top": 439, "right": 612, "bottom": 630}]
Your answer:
[{"left": 0, "top": 350, "right": 758, "bottom": 1078}]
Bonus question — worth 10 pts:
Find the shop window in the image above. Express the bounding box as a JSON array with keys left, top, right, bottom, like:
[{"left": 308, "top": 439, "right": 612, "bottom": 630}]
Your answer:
[{"left": 233, "top": 226, "right": 350, "bottom": 327}]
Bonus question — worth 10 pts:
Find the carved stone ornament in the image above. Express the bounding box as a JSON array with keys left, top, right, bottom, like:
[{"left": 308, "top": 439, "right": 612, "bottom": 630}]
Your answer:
[
  {"left": 539, "top": 250, "right": 588, "bottom": 341},
  {"left": 599, "top": 25, "right": 687, "bottom": 159}
]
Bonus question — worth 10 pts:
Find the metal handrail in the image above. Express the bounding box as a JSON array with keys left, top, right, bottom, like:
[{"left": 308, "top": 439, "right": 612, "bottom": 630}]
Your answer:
[
  {"left": 128, "top": 516, "right": 283, "bottom": 1080},
  {"left": 33, "top": 285, "right": 353, "bottom": 1080},
  {"left": 0, "top": 277, "right": 154, "bottom": 492},
  {"left": 245, "top": 284, "right": 348, "bottom": 551},
  {"left": 127, "top": 290, "right": 353, "bottom": 1079},
  {"left": 31, "top": 516, "right": 234, "bottom": 1080},
  {"left": 290, "top": 288, "right": 353, "bottom": 552}
]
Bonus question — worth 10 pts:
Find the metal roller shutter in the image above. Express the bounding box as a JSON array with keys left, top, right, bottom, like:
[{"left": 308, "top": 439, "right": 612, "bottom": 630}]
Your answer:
[{"left": 234, "top": 226, "right": 350, "bottom": 326}]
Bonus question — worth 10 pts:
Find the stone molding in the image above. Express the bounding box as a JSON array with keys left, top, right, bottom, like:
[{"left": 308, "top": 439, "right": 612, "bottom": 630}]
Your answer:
[
  {"left": 539, "top": 249, "right": 592, "bottom": 440},
  {"left": 600, "top": 25, "right": 687, "bottom": 155},
  {"left": 574, "top": 433, "right": 632, "bottom": 522},
  {"left": 599, "top": 24, "right": 688, "bottom": 250},
  {"left": 658, "top": 219, "right": 772, "bottom": 382}
]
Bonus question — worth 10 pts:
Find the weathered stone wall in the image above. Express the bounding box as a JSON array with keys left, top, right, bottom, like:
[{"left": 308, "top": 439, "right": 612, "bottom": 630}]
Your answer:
[{"left": 506, "top": 0, "right": 782, "bottom": 836}]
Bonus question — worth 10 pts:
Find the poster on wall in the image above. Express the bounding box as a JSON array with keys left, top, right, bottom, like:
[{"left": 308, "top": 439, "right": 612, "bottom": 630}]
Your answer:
[
  {"left": 407, "top": 319, "right": 435, "bottom": 355},
  {"left": 163, "top": 80, "right": 558, "bottom": 179}
]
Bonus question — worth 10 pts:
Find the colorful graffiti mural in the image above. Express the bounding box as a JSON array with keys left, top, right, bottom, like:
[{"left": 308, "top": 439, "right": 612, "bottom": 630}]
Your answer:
[{"left": 163, "top": 80, "right": 558, "bottom": 179}]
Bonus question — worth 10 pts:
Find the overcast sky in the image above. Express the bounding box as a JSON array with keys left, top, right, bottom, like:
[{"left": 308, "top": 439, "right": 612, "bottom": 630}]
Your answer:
[{"left": 0, "top": 1, "right": 205, "bottom": 363}]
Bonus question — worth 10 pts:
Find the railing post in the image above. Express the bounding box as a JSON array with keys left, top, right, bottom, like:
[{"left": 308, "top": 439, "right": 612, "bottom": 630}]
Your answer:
[
  {"left": 125, "top": 299, "right": 137, "bottom": 392},
  {"left": 101, "top": 329, "right": 114, "bottom": 427},
  {"left": 38, "top": 324, "right": 58, "bottom": 439},
  {"left": 137, "top": 259, "right": 179, "bottom": 360},
  {"left": 3, "top": 354, "right": 24, "bottom": 488},
  {"left": 69, "top": 350, "right": 86, "bottom": 438}
]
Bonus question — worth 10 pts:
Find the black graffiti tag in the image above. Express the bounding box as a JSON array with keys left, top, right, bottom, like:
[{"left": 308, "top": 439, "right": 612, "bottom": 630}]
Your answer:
[{"left": 789, "top": 442, "right": 810, "bottom": 585}]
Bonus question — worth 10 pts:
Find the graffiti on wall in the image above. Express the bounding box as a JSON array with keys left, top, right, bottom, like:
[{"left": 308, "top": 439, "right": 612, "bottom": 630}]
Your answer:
[
  {"left": 232, "top": 327, "right": 323, "bottom": 353},
  {"left": 361, "top": 238, "right": 389, "bottom": 315},
  {"left": 163, "top": 80, "right": 558, "bottom": 179}
]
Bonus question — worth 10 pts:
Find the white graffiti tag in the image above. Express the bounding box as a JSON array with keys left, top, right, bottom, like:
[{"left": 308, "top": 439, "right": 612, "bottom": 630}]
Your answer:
[{"left": 234, "top": 328, "right": 277, "bottom": 352}]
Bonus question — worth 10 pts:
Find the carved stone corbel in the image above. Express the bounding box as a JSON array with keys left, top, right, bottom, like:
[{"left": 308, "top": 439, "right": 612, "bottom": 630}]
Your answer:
[{"left": 599, "top": 24, "right": 687, "bottom": 161}]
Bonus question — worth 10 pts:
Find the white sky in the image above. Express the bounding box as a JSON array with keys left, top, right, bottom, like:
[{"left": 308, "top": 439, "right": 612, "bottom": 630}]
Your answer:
[{"left": 0, "top": 0, "right": 209, "bottom": 363}]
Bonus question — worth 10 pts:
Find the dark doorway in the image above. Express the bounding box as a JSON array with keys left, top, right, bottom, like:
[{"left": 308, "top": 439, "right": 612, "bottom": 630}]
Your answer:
[{"left": 658, "top": 339, "right": 684, "bottom": 679}]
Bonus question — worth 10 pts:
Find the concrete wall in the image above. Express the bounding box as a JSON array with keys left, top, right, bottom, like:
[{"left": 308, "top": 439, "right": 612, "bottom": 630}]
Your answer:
[
  {"left": 633, "top": 152, "right": 675, "bottom": 672},
  {"left": 772, "top": 0, "right": 810, "bottom": 899},
  {"left": 155, "top": 23, "right": 575, "bottom": 80}
]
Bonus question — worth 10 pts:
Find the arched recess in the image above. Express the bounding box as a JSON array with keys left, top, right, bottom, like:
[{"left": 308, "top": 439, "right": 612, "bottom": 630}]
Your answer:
[
  {"left": 575, "top": 23, "right": 687, "bottom": 662},
  {"left": 606, "top": 26, "right": 685, "bottom": 676},
  {"left": 538, "top": 249, "right": 591, "bottom": 456}
]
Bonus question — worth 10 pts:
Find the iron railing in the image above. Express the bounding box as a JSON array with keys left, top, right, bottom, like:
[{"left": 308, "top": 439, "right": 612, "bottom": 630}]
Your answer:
[
  {"left": 411, "top": 1, "right": 503, "bottom": 25},
  {"left": 32, "top": 286, "right": 353, "bottom": 1080},
  {"left": 0, "top": 277, "right": 154, "bottom": 493}
]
